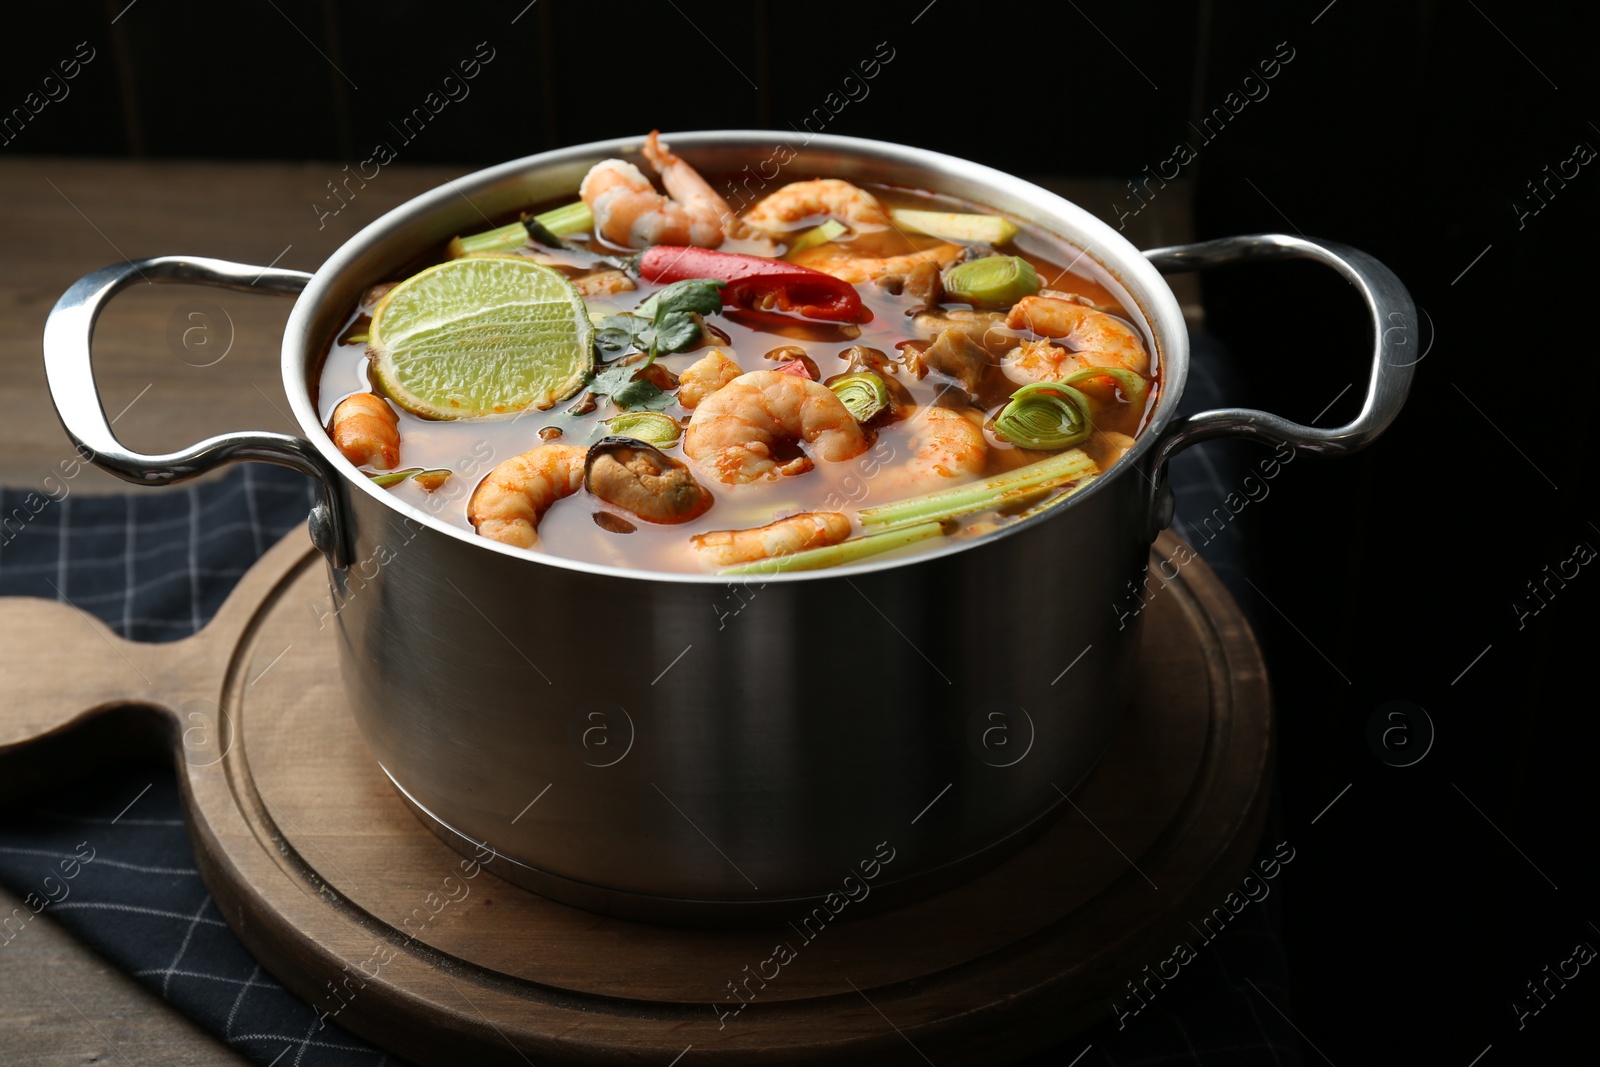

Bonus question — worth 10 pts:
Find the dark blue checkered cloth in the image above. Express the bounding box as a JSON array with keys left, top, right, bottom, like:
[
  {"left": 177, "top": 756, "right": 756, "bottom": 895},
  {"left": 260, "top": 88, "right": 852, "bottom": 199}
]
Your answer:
[{"left": 0, "top": 336, "right": 1302, "bottom": 1066}]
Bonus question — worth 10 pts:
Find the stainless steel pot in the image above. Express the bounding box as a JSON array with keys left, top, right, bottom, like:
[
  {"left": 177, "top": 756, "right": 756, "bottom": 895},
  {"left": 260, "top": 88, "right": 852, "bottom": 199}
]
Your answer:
[{"left": 45, "top": 132, "right": 1415, "bottom": 926}]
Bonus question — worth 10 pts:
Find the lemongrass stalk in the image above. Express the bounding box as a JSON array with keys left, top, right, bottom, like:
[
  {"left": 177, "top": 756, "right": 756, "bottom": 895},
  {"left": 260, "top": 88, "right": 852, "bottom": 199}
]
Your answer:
[
  {"left": 871, "top": 474, "right": 1084, "bottom": 533},
  {"left": 367, "top": 467, "right": 421, "bottom": 487},
  {"left": 1016, "top": 473, "right": 1099, "bottom": 521},
  {"left": 784, "top": 218, "right": 847, "bottom": 260},
  {"left": 859, "top": 449, "right": 1097, "bottom": 528},
  {"left": 889, "top": 207, "right": 1019, "bottom": 245},
  {"left": 448, "top": 221, "right": 529, "bottom": 258},
  {"left": 717, "top": 521, "right": 947, "bottom": 576},
  {"left": 535, "top": 200, "right": 594, "bottom": 237},
  {"left": 447, "top": 202, "right": 595, "bottom": 257}
]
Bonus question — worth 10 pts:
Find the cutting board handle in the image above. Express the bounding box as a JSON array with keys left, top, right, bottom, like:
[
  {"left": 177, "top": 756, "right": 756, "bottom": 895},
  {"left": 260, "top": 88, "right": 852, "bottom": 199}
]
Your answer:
[
  {"left": 0, "top": 526, "right": 315, "bottom": 766},
  {"left": 0, "top": 594, "right": 186, "bottom": 755}
]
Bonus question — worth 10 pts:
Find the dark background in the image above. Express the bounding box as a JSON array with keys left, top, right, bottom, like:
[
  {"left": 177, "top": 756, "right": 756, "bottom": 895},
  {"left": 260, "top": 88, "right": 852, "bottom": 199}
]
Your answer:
[{"left": 5, "top": 1, "right": 1598, "bottom": 1062}]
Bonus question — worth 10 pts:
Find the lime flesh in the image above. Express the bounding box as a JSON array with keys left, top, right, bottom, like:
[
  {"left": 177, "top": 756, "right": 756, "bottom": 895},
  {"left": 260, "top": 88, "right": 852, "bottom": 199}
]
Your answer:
[{"left": 368, "top": 257, "right": 593, "bottom": 419}]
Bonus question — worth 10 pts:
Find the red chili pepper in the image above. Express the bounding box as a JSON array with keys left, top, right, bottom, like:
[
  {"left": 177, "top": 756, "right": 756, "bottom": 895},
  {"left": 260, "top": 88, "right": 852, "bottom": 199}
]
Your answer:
[
  {"left": 638, "top": 246, "right": 864, "bottom": 323},
  {"left": 771, "top": 358, "right": 816, "bottom": 380}
]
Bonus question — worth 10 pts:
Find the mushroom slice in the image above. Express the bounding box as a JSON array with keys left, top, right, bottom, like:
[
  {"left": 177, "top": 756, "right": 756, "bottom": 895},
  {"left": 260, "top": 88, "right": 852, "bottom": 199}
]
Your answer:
[{"left": 921, "top": 327, "right": 990, "bottom": 399}]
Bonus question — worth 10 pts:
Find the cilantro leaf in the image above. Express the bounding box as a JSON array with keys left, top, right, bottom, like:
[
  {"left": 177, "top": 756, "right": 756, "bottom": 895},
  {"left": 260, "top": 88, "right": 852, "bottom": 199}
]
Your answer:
[
  {"left": 652, "top": 278, "right": 726, "bottom": 318},
  {"left": 654, "top": 310, "right": 706, "bottom": 355},
  {"left": 588, "top": 350, "right": 678, "bottom": 411},
  {"left": 589, "top": 360, "right": 641, "bottom": 397},
  {"left": 595, "top": 313, "right": 652, "bottom": 354},
  {"left": 610, "top": 378, "right": 677, "bottom": 410},
  {"left": 633, "top": 278, "right": 725, "bottom": 356}
]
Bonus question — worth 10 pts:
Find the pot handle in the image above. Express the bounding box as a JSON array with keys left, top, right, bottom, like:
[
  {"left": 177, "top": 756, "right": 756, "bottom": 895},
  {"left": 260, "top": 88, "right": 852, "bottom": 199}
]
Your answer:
[
  {"left": 1142, "top": 234, "right": 1417, "bottom": 471},
  {"left": 43, "top": 256, "right": 352, "bottom": 567}
]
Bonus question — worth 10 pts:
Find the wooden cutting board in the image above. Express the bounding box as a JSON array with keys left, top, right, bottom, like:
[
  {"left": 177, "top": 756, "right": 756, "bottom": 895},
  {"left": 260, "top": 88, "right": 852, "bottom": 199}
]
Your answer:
[{"left": 0, "top": 528, "right": 1270, "bottom": 1066}]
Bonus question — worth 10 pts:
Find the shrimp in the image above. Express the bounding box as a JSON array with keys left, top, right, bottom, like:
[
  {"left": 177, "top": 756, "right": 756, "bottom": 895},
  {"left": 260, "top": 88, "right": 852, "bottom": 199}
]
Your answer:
[
  {"left": 330, "top": 393, "right": 400, "bottom": 470},
  {"left": 678, "top": 349, "right": 743, "bottom": 409},
  {"left": 468, "top": 444, "right": 587, "bottom": 549},
  {"left": 787, "top": 242, "right": 964, "bottom": 284},
  {"left": 875, "top": 407, "right": 987, "bottom": 495},
  {"left": 741, "top": 179, "right": 893, "bottom": 235},
  {"left": 1003, "top": 295, "right": 1151, "bottom": 378},
  {"left": 580, "top": 131, "right": 742, "bottom": 249},
  {"left": 691, "top": 511, "right": 852, "bottom": 568},
  {"left": 684, "top": 370, "right": 868, "bottom": 484}
]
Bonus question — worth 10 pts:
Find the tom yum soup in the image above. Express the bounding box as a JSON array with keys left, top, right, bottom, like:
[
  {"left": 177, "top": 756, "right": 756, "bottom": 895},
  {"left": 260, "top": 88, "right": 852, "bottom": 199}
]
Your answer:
[{"left": 318, "top": 131, "right": 1159, "bottom": 575}]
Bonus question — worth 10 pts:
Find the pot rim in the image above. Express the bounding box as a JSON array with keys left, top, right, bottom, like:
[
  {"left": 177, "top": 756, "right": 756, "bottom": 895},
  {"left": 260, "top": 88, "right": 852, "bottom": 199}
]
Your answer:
[{"left": 282, "top": 130, "right": 1189, "bottom": 584}]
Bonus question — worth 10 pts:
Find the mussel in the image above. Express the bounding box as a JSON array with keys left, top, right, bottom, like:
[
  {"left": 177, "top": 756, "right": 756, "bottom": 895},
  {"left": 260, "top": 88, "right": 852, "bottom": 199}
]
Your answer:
[{"left": 583, "top": 436, "right": 713, "bottom": 525}]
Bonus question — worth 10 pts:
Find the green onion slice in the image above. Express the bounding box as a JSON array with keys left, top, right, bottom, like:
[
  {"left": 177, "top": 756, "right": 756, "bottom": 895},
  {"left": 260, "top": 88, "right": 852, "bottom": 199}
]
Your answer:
[
  {"left": 940, "top": 255, "right": 1041, "bottom": 309},
  {"left": 993, "top": 383, "right": 1093, "bottom": 450},
  {"left": 603, "top": 411, "right": 681, "bottom": 447},
  {"left": 1060, "top": 365, "right": 1150, "bottom": 408},
  {"left": 828, "top": 372, "right": 891, "bottom": 423}
]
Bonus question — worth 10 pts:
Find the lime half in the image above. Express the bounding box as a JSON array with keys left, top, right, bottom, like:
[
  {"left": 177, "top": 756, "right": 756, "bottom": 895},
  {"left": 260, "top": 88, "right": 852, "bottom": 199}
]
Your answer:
[{"left": 368, "top": 257, "right": 593, "bottom": 419}]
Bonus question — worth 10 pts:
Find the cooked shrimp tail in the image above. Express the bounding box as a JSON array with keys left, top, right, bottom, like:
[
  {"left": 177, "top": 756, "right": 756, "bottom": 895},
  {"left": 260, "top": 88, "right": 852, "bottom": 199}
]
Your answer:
[
  {"left": 330, "top": 392, "right": 401, "bottom": 470},
  {"left": 577, "top": 130, "right": 755, "bottom": 250},
  {"left": 691, "top": 511, "right": 852, "bottom": 568},
  {"left": 742, "top": 179, "right": 893, "bottom": 235},
  {"left": 1003, "top": 296, "right": 1151, "bottom": 377},
  {"left": 787, "top": 242, "right": 964, "bottom": 284},
  {"left": 684, "top": 370, "right": 868, "bottom": 484},
  {"left": 580, "top": 159, "right": 725, "bottom": 250},
  {"left": 640, "top": 131, "right": 742, "bottom": 230},
  {"left": 468, "top": 444, "right": 587, "bottom": 548},
  {"left": 678, "top": 349, "right": 743, "bottom": 409},
  {"left": 869, "top": 406, "right": 987, "bottom": 498}
]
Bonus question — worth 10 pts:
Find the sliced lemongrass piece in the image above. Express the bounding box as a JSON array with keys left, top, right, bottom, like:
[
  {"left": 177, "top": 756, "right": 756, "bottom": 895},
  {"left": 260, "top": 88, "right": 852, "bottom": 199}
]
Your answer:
[
  {"left": 859, "top": 449, "right": 1097, "bottom": 528},
  {"left": 889, "top": 207, "right": 1018, "bottom": 245},
  {"left": 367, "top": 467, "right": 421, "bottom": 488},
  {"left": 873, "top": 474, "right": 1084, "bottom": 532},
  {"left": 447, "top": 202, "right": 596, "bottom": 257},
  {"left": 716, "top": 521, "right": 948, "bottom": 576},
  {"left": 449, "top": 221, "right": 529, "bottom": 258},
  {"left": 784, "top": 218, "right": 848, "bottom": 260},
  {"left": 366, "top": 467, "right": 451, "bottom": 490},
  {"left": 534, "top": 200, "right": 594, "bottom": 237},
  {"left": 1016, "top": 473, "right": 1099, "bottom": 521},
  {"left": 338, "top": 315, "right": 372, "bottom": 346}
]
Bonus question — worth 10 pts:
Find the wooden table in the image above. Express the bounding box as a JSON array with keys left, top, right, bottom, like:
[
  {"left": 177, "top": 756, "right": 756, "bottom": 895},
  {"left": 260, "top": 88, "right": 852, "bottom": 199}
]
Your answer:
[{"left": 0, "top": 158, "right": 1196, "bottom": 1065}]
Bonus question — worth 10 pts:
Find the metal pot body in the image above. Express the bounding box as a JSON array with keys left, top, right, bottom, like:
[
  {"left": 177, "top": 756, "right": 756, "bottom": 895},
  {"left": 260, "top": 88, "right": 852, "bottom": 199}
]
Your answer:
[
  {"left": 328, "top": 446, "right": 1149, "bottom": 920},
  {"left": 44, "top": 132, "right": 1417, "bottom": 926}
]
